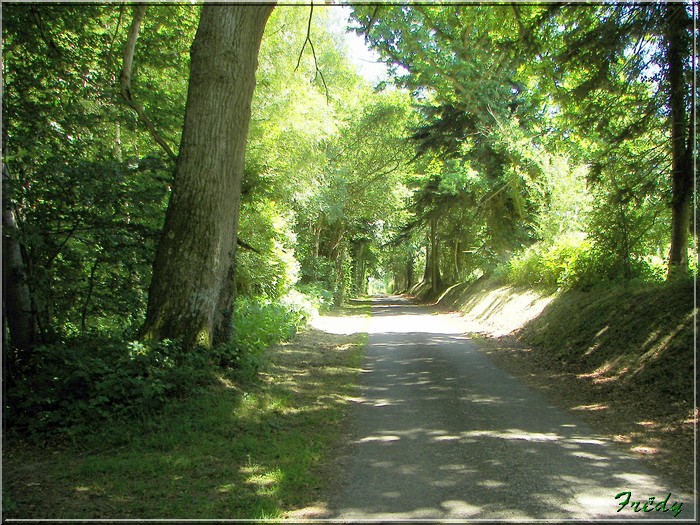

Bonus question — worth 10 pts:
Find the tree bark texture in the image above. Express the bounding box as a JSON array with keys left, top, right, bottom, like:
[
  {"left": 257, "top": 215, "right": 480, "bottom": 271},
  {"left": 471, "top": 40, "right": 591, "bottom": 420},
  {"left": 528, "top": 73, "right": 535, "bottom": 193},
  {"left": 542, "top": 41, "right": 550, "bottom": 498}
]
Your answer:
[
  {"left": 141, "top": 4, "right": 274, "bottom": 349},
  {"left": 665, "top": 2, "right": 694, "bottom": 277},
  {"left": 2, "top": 131, "right": 36, "bottom": 351},
  {"left": 430, "top": 214, "right": 442, "bottom": 294}
]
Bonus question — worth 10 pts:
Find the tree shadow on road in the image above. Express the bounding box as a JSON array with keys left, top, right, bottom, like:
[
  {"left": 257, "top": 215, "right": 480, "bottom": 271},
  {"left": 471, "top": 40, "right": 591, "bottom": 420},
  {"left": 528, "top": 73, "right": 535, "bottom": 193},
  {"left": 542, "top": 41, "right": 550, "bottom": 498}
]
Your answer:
[{"left": 319, "top": 324, "right": 695, "bottom": 520}]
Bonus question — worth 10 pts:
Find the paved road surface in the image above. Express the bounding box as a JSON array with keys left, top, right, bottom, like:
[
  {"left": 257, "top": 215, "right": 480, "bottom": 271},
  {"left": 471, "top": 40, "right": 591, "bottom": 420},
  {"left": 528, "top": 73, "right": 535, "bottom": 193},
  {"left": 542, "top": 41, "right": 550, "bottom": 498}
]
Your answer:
[{"left": 327, "top": 296, "right": 695, "bottom": 521}]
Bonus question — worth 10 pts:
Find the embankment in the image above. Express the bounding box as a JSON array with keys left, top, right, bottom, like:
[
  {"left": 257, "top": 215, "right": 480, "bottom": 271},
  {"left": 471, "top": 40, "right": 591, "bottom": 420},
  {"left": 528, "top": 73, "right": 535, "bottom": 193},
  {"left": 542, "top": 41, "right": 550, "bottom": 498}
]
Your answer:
[
  {"left": 434, "top": 278, "right": 556, "bottom": 337},
  {"left": 420, "top": 276, "right": 696, "bottom": 490},
  {"left": 433, "top": 276, "right": 694, "bottom": 402}
]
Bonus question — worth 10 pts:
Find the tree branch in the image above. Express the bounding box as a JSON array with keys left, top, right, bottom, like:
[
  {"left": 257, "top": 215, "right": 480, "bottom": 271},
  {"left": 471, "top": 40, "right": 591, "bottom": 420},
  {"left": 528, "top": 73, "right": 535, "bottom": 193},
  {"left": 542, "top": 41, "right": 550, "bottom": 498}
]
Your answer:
[
  {"left": 30, "top": 6, "right": 63, "bottom": 58},
  {"left": 295, "top": 2, "right": 314, "bottom": 71},
  {"left": 119, "top": 4, "right": 177, "bottom": 161},
  {"left": 237, "top": 237, "right": 262, "bottom": 255},
  {"left": 295, "top": 2, "right": 329, "bottom": 102},
  {"left": 105, "top": 4, "right": 125, "bottom": 73},
  {"left": 361, "top": 5, "right": 381, "bottom": 39}
]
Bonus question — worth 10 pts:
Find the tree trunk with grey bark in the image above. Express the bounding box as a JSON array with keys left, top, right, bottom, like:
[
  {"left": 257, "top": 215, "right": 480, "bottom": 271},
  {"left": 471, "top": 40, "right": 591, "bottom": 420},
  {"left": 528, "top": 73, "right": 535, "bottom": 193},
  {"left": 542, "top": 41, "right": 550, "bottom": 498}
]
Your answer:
[
  {"left": 141, "top": 4, "right": 274, "bottom": 349},
  {"left": 2, "top": 140, "right": 36, "bottom": 352}
]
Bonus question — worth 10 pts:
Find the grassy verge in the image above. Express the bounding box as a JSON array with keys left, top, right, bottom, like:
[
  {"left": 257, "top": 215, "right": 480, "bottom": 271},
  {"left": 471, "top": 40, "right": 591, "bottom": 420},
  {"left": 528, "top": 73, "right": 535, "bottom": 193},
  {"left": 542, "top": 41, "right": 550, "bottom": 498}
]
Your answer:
[
  {"left": 473, "top": 278, "right": 695, "bottom": 491},
  {"left": 2, "top": 303, "right": 370, "bottom": 520}
]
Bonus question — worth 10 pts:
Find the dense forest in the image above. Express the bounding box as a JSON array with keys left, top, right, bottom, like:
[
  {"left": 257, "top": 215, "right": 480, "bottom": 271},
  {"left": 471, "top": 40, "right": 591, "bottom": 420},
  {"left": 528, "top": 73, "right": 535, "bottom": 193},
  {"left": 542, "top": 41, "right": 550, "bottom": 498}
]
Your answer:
[{"left": 2, "top": 2, "right": 696, "bottom": 438}]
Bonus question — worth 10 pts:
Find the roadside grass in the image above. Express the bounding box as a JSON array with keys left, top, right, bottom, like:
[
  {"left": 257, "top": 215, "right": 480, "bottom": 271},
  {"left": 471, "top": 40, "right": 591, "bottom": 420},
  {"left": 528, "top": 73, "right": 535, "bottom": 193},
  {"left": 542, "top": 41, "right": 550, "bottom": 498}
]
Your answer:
[
  {"left": 474, "top": 278, "right": 695, "bottom": 491},
  {"left": 2, "top": 303, "right": 369, "bottom": 520}
]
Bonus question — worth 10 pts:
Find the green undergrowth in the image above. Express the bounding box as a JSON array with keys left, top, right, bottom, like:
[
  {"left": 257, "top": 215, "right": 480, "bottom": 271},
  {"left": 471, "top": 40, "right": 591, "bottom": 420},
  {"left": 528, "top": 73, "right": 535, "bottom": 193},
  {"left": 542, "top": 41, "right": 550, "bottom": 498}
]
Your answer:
[
  {"left": 2, "top": 302, "right": 370, "bottom": 519},
  {"left": 517, "top": 277, "right": 695, "bottom": 406},
  {"left": 3, "top": 293, "right": 317, "bottom": 441}
]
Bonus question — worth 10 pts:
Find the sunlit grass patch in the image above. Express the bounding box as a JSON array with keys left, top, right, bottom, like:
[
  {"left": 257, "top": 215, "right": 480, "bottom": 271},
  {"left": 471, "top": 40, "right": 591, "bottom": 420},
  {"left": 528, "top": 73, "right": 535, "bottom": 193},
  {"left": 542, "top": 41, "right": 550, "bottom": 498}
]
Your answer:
[{"left": 3, "top": 306, "right": 369, "bottom": 519}]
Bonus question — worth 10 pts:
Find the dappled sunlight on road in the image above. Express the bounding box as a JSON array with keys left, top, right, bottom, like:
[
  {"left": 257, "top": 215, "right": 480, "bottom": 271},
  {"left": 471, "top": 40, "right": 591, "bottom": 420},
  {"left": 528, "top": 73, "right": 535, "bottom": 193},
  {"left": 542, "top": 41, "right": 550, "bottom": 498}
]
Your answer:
[
  {"left": 326, "top": 296, "right": 696, "bottom": 520},
  {"left": 368, "top": 296, "right": 467, "bottom": 335}
]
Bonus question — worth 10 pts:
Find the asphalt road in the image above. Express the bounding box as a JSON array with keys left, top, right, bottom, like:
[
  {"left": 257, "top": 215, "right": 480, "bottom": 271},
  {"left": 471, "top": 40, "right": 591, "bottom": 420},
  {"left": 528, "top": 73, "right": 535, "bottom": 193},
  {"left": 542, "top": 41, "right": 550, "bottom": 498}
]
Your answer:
[{"left": 327, "top": 296, "right": 696, "bottom": 521}]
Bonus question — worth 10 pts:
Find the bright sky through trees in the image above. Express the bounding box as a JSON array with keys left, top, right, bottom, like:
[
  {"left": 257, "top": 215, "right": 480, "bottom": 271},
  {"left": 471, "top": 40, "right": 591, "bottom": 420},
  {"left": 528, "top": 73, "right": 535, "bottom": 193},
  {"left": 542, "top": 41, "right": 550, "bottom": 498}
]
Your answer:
[{"left": 329, "top": 5, "right": 389, "bottom": 84}]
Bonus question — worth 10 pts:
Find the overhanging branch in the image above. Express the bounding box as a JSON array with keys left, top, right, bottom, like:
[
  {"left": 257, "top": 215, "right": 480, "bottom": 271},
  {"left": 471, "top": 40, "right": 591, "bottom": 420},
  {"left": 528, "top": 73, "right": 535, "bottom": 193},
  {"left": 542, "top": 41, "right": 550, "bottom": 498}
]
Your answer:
[{"left": 294, "top": 2, "right": 329, "bottom": 102}]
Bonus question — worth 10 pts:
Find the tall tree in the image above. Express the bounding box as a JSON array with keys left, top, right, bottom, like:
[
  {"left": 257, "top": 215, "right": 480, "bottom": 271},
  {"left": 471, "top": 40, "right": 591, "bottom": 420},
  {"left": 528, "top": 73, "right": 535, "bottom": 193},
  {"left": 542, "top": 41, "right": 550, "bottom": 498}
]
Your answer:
[
  {"left": 2, "top": 125, "right": 36, "bottom": 351},
  {"left": 350, "top": 4, "right": 547, "bottom": 282},
  {"left": 528, "top": 2, "right": 696, "bottom": 277},
  {"left": 664, "top": 1, "right": 695, "bottom": 275},
  {"left": 141, "top": 4, "right": 275, "bottom": 349},
  {"left": 2, "top": 4, "right": 194, "bottom": 341}
]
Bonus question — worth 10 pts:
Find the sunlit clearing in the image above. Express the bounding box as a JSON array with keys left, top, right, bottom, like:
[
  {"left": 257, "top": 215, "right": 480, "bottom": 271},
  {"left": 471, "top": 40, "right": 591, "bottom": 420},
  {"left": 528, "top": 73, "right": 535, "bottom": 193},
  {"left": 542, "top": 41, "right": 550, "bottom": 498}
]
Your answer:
[
  {"left": 369, "top": 312, "right": 467, "bottom": 335},
  {"left": 311, "top": 315, "right": 370, "bottom": 335}
]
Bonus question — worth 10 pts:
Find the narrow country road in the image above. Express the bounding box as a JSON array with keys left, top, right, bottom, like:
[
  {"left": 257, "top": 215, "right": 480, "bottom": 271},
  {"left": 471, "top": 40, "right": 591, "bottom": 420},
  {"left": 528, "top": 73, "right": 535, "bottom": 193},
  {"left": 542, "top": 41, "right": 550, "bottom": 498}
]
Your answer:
[{"left": 326, "top": 296, "right": 695, "bottom": 521}]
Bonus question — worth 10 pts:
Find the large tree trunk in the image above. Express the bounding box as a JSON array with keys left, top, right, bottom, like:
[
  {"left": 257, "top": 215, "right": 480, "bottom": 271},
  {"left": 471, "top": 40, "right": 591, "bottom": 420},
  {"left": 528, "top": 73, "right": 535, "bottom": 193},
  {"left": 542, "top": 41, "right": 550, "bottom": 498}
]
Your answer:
[
  {"left": 141, "top": 4, "right": 274, "bottom": 349},
  {"left": 665, "top": 2, "right": 693, "bottom": 277}
]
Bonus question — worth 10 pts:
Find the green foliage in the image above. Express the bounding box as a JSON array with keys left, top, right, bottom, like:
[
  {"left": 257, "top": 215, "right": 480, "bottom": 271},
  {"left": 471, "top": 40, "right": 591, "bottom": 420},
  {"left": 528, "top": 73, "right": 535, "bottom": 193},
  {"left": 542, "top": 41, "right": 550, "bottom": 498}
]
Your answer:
[
  {"left": 502, "top": 232, "right": 668, "bottom": 292},
  {"left": 5, "top": 338, "right": 212, "bottom": 438},
  {"left": 5, "top": 290, "right": 321, "bottom": 440},
  {"left": 502, "top": 234, "right": 591, "bottom": 290},
  {"left": 347, "top": 2, "right": 690, "bottom": 289},
  {"left": 236, "top": 200, "right": 300, "bottom": 300},
  {"left": 2, "top": 3, "right": 197, "bottom": 339},
  {"left": 296, "top": 282, "right": 334, "bottom": 312},
  {"left": 299, "top": 255, "right": 336, "bottom": 292},
  {"left": 3, "top": 1, "right": 693, "bottom": 447},
  {"left": 212, "top": 293, "right": 316, "bottom": 378},
  {"left": 3, "top": 317, "right": 368, "bottom": 520}
]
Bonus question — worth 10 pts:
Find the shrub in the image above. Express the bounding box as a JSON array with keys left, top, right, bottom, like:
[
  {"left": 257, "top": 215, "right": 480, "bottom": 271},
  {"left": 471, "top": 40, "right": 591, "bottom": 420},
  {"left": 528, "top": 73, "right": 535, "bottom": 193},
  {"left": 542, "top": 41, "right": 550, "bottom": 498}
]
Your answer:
[
  {"left": 5, "top": 291, "right": 322, "bottom": 439},
  {"left": 5, "top": 337, "right": 212, "bottom": 438},
  {"left": 502, "top": 233, "right": 668, "bottom": 292},
  {"left": 296, "top": 283, "right": 334, "bottom": 312},
  {"left": 505, "top": 234, "right": 592, "bottom": 290},
  {"left": 211, "top": 292, "right": 318, "bottom": 377}
]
